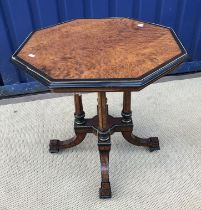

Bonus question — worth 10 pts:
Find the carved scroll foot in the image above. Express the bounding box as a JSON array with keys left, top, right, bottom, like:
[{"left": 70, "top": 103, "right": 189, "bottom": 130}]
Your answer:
[
  {"left": 49, "top": 133, "right": 86, "bottom": 153},
  {"left": 99, "top": 182, "right": 111, "bottom": 199},
  {"left": 122, "top": 131, "right": 160, "bottom": 152},
  {"left": 148, "top": 137, "right": 160, "bottom": 152},
  {"left": 49, "top": 139, "right": 60, "bottom": 153}
]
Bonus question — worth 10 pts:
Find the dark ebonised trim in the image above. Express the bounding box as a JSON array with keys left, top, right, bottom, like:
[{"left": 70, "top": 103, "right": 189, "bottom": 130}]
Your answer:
[{"left": 11, "top": 17, "right": 188, "bottom": 90}]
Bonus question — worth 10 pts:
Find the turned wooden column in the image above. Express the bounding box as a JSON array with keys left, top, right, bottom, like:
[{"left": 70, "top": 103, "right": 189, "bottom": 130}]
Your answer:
[
  {"left": 98, "top": 92, "right": 108, "bottom": 130},
  {"left": 74, "top": 94, "right": 85, "bottom": 125},
  {"left": 97, "top": 92, "right": 111, "bottom": 198},
  {"left": 122, "top": 91, "right": 132, "bottom": 123}
]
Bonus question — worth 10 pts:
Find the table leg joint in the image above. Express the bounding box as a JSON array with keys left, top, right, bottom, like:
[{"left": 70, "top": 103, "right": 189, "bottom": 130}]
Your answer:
[
  {"left": 121, "top": 111, "right": 132, "bottom": 123},
  {"left": 74, "top": 111, "right": 85, "bottom": 125}
]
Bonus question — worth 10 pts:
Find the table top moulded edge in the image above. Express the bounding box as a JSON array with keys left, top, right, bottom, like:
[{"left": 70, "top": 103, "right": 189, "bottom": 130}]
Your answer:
[{"left": 11, "top": 17, "right": 188, "bottom": 93}]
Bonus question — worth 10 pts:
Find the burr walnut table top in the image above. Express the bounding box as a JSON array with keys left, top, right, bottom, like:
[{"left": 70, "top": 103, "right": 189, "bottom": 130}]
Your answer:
[{"left": 12, "top": 18, "right": 187, "bottom": 91}]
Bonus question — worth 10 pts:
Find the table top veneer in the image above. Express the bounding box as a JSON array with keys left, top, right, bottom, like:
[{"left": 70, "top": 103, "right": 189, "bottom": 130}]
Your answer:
[{"left": 12, "top": 18, "right": 188, "bottom": 91}]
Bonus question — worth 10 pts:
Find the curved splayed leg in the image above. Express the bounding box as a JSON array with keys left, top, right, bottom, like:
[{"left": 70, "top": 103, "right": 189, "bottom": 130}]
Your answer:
[
  {"left": 49, "top": 132, "right": 87, "bottom": 153},
  {"left": 122, "top": 131, "right": 160, "bottom": 152}
]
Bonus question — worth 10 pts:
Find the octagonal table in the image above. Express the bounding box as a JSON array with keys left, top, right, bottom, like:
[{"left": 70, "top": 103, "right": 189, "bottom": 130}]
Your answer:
[{"left": 12, "top": 18, "right": 188, "bottom": 199}]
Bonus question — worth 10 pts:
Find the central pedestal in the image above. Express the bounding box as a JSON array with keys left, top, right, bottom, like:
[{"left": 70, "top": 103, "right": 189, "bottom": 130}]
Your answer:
[{"left": 49, "top": 92, "right": 160, "bottom": 198}]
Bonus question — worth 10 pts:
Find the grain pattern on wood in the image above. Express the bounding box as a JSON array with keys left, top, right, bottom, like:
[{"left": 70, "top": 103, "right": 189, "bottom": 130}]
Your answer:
[
  {"left": 98, "top": 92, "right": 108, "bottom": 130},
  {"left": 17, "top": 18, "right": 182, "bottom": 80}
]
